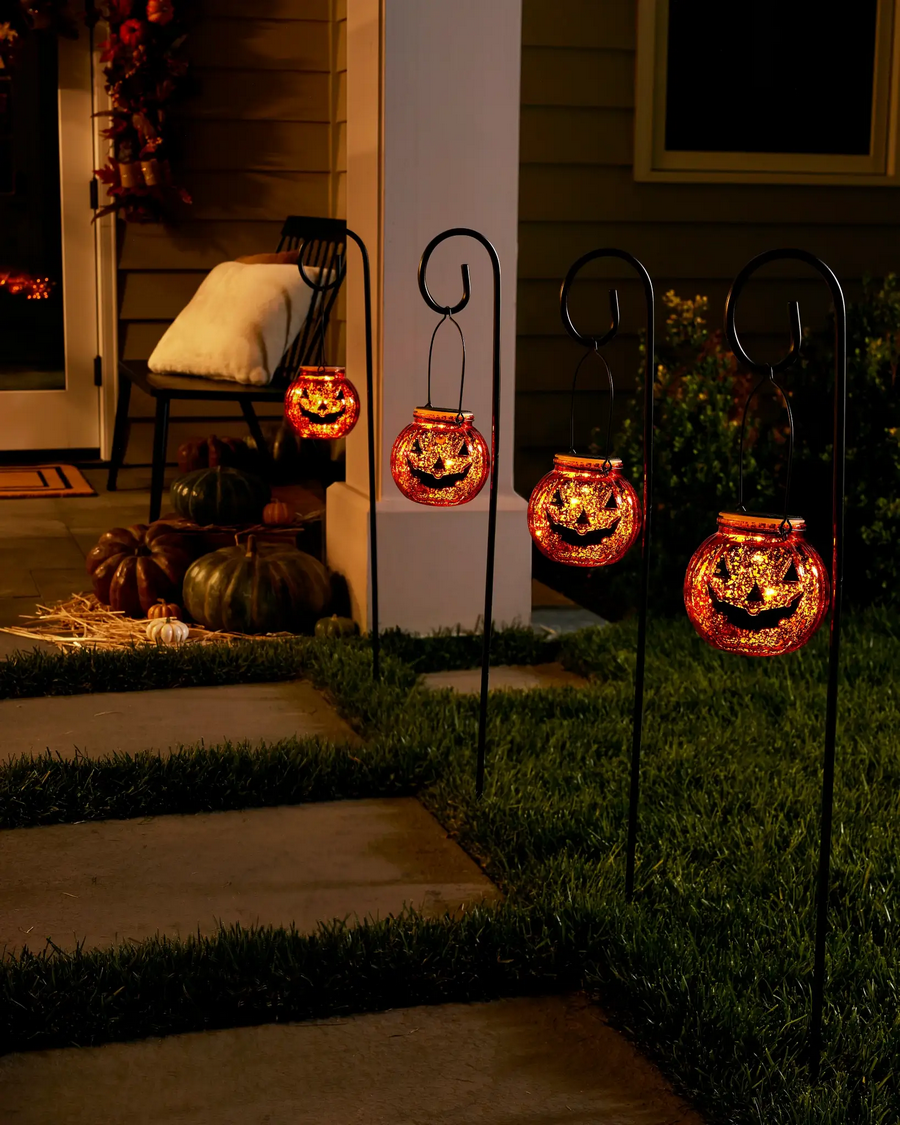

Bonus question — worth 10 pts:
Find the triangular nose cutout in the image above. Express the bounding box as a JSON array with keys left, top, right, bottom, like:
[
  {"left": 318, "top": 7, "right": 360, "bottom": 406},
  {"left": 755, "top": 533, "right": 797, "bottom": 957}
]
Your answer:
[
  {"left": 747, "top": 583, "right": 764, "bottom": 604},
  {"left": 604, "top": 492, "right": 619, "bottom": 509},
  {"left": 576, "top": 509, "right": 590, "bottom": 526},
  {"left": 434, "top": 457, "right": 445, "bottom": 473}
]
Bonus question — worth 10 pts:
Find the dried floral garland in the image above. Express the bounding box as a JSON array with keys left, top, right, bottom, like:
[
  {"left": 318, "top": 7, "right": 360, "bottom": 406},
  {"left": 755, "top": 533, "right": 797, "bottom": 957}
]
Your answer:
[
  {"left": 0, "top": 0, "right": 192, "bottom": 223},
  {"left": 95, "top": 0, "right": 192, "bottom": 221}
]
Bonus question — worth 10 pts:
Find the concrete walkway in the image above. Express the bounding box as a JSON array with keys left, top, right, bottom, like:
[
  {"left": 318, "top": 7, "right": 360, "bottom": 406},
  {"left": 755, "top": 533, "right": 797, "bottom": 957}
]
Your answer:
[
  {"left": 0, "top": 679, "right": 359, "bottom": 762},
  {"left": 421, "top": 661, "right": 587, "bottom": 693},
  {"left": 0, "top": 798, "right": 498, "bottom": 954},
  {"left": 0, "top": 995, "right": 703, "bottom": 1124}
]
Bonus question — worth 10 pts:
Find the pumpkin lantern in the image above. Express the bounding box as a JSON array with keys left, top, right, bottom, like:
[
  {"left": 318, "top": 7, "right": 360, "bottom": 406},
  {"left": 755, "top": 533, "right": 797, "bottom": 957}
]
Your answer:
[
  {"left": 390, "top": 407, "right": 489, "bottom": 506},
  {"left": 284, "top": 366, "right": 360, "bottom": 440},
  {"left": 684, "top": 512, "right": 830, "bottom": 657},
  {"left": 527, "top": 454, "right": 641, "bottom": 567}
]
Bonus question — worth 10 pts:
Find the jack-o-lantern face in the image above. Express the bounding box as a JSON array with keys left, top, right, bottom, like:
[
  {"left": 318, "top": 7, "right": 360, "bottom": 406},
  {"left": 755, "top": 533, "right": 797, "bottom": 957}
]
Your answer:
[
  {"left": 527, "top": 455, "right": 641, "bottom": 566},
  {"left": 684, "top": 512, "right": 830, "bottom": 656},
  {"left": 285, "top": 367, "right": 360, "bottom": 440},
  {"left": 390, "top": 407, "right": 489, "bottom": 506}
]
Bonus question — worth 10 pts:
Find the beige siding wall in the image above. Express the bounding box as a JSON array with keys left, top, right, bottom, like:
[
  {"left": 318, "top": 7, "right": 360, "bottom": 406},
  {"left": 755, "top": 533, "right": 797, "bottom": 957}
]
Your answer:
[
  {"left": 331, "top": 0, "right": 347, "bottom": 362},
  {"left": 517, "top": 0, "right": 900, "bottom": 492},
  {"left": 117, "top": 0, "right": 335, "bottom": 461}
]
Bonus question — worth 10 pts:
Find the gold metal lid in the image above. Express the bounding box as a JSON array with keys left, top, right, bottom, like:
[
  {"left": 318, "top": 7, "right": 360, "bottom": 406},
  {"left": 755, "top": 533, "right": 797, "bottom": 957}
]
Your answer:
[
  {"left": 718, "top": 511, "right": 806, "bottom": 532},
  {"left": 296, "top": 365, "right": 346, "bottom": 377},
  {"left": 414, "top": 406, "right": 474, "bottom": 424},
  {"left": 553, "top": 453, "right": 623, "bottom": 472}
]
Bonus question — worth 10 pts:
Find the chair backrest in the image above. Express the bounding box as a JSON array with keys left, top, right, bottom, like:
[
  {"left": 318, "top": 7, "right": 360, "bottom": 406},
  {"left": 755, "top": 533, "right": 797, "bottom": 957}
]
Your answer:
[{"left": 274, "top": 215, "right": 347, "bottom": 383}]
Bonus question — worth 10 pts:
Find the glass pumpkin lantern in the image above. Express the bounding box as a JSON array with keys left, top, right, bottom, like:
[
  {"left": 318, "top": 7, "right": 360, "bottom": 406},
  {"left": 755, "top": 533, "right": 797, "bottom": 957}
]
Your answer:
[
  {"left": 527, "top": 454, "right": 641, "bottom": 567},
  {"left": 285, "top": 365, "right": 360, "bottom": 440},
  {"left": 684, "top": 512, "right": 830, "bottom": 657},
  {"left": 390, "top": 407, "right": 489, "bottom": 506}
]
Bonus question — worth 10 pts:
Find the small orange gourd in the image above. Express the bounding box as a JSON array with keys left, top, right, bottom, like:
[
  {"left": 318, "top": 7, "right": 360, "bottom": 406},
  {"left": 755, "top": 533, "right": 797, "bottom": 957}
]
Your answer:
[
  {"left": 262, "top": 499, "right": 295, "bottom": 526},
  {"left": 147, "top": 598, "right": 182, "bottom": 621}
]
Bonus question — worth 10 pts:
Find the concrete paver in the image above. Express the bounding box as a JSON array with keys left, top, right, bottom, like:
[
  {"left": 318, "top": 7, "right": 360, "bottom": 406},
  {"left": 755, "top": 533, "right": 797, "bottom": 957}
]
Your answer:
[
  {"left": 0, "top": 679, "right": 359, "bottom": 762},
  {"left": 0, "top": 995, "right": 703, "bottom": 1124},
  {"left": 0, "top": 798, "right": 499, "bottom": 954},
  {"left": 421, "top": 661, "right": 587, "bottom": 693}
]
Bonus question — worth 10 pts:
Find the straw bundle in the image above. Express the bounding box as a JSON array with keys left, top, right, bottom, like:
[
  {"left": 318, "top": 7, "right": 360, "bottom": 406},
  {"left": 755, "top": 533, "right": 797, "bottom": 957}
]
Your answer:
[{"left": 0, "top": 594, "right": 295, "bottom": 651}]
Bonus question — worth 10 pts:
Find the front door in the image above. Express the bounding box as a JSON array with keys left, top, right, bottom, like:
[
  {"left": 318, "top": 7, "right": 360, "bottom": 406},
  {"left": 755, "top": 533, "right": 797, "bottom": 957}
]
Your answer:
[{"left": 0, "top": 25, "right": 99, "bottom": 452}]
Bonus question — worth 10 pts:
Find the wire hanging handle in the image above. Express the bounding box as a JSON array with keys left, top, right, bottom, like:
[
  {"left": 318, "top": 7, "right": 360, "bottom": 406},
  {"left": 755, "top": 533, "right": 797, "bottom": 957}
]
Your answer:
[
  {"left": 725, "top": 251, "right": 814, "bottom": 531},
  {"left": 560, "top": 248, "right": 625, "bottom": 463},
  {"left": 426, "top": 312, "right": 467, "bottom": 421},
  {"left": 736, "top": 365, "right": 796, "bottom": 531}
]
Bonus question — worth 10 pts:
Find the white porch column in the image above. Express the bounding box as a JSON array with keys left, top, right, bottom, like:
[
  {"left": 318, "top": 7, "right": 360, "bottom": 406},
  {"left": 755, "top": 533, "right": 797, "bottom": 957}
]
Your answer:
[{"left": 327, "top": 0, "right": 530, "bottom": 634}]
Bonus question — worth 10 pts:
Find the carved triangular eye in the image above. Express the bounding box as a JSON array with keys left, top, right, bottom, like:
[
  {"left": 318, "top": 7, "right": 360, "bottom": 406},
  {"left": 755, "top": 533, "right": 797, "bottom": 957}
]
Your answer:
[
  {"left": 713, "top": 557, "right": 730, "bottom": 580},
  {"left": 412, "top": 438, "right": 423, "bottom": 454},
  {"left": 783, "top": 561, "right": 800, "bottom": 583},
  {"left": 336, "top": 388, "right": 345, "bottom": 401},
  {"left": 604, "top": 492, "right": 619, "bottom": 510},
  {"left": 458, "top": 441, "right": 470, "bottom": 457},
  {"left": 551, "top": 489, "right": 564, "bottom": 508}
]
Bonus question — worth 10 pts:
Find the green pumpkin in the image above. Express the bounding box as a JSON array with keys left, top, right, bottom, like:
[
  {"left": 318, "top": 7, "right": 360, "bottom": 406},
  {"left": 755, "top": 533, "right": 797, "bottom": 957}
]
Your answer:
[
  {"left": 171, "top": 467, "right": 270, "bottom": 526},
  {"left": 182, "top": 535, "right": 331, "bottom": 634},
  {"left": 315, "top": 614, "right": 359, "bottom": 639}
]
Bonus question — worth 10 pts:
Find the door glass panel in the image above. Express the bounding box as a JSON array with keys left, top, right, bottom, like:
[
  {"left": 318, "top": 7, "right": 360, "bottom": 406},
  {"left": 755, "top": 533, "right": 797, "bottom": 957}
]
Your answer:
[{"left": 0, "top": 32, "right": 65, "bottom": 391}]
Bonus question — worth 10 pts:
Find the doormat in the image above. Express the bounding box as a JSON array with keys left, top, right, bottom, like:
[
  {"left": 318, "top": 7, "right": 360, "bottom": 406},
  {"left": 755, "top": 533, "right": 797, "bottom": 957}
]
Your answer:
[{"left": 0, "top": 464, "right": 96, "bottom": 498}]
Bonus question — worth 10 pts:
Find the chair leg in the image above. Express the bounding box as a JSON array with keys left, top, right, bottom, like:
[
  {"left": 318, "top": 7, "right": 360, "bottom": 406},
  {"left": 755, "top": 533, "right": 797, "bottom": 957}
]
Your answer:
[
  {"left": 149, "top": 396, "right": 170, "bottom": 523},
  {"left": 239, "top": 400, "right": 273, "bottom": 468},
  {"left": 106, "top": 374, "right": 133, "bottom": 491}
]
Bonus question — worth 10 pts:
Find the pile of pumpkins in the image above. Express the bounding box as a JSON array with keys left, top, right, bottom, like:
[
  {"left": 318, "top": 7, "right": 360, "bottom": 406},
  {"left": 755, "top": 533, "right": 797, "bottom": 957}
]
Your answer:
[{"left": 86, "top": 455, "right": 334, "bottom": 638}]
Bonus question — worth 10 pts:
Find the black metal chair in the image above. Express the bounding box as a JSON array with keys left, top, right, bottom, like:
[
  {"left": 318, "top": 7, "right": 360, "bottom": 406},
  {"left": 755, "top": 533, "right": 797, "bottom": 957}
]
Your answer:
[{"left": 107, "top": 215, "right": 347, "bottom": 521}]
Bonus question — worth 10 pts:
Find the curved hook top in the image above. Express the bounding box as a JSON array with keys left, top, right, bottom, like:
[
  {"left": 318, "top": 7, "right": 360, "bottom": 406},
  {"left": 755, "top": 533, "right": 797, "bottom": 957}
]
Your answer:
[
  {"left": 418, "top": 227, "right": 501, "bottom": 316},
  {"left": 725, "top": 247, "right": 846, "bottom": 376},
  {"left": 560, "top": 248, "right": 653, "bottom": 348},
  {"left": 297, "top": 242, "right": 346, "bottom": 293}
]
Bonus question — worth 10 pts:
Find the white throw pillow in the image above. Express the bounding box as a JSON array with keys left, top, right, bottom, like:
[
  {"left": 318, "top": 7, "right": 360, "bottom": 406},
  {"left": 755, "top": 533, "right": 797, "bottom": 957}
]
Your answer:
[{"left": 148, "top": 261, "right": 317, "bottom": 386}]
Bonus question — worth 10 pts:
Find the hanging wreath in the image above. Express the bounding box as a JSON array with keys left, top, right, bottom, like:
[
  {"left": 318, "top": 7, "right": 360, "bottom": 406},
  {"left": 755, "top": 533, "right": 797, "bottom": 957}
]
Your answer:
[
  {"left": 94, "top": 0, "right": 192, "bottom": 222},
  {"left": 0, "top": 0, "right": 192, "bottom": 222}
]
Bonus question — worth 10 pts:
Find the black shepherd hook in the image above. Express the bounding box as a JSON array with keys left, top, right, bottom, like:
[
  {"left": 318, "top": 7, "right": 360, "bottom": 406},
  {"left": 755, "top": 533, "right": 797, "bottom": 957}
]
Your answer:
[
  {"left": 560, "top": 248, "right": 655, "bottom": 903},
  {"left": 725, "top": 248, "right": 847, "bottom": 1083},
  {"left": 297, "top": 233, "right": 380, "bottom": 680},
  {"left": 418, "top": 228, "right": 502, "bottom": 799}
]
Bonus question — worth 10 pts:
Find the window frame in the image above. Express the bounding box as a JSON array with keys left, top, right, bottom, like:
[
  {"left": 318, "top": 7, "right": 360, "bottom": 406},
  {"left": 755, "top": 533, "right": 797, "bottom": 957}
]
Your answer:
[{"left": 634, "top": 0, "right": 900, "bottom": 185}]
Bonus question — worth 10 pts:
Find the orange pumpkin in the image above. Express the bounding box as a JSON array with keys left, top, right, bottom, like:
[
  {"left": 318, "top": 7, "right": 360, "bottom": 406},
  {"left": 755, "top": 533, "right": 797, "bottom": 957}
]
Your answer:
[
  {"left": 262, "top": 500, "right": 295, "bottom": 525},
  {"left": 147, "top": 598, "right": 182, "bottom": 620}
]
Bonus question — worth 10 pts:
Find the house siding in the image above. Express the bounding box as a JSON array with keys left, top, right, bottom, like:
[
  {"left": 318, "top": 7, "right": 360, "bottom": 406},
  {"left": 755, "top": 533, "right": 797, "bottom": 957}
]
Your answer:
[
  {"left": 116, "top": 0, "right": 335, "bottom": 461},
  {"left": 516, "top": 0, "right": 900, "bottom": 493}
]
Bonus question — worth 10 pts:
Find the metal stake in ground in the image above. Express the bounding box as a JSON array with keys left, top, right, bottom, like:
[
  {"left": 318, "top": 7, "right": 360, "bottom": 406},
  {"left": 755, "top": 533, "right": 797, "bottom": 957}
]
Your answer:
[
  {"left": 724, "top": 248, "right": 847, "bottom": 1082},
  {"left": 417, "top": 228, "right": 502, "bottom": 799},
  {"left": 298, "top": 229, "right": 381, "bottom": 679},
  {"left": 559, "top": 249, "right": 655, "bottom": 902}
]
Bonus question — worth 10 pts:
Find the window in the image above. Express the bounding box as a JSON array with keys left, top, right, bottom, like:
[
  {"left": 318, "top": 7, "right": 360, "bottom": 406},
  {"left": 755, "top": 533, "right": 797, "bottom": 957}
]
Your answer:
[{"left": 635, "top": 0, "right": 900, "bottom": 184}]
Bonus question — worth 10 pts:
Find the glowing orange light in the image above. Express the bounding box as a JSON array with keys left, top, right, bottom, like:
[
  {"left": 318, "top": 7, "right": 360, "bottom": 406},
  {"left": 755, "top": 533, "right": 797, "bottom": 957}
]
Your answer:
[
  {"left": 0, "top": 270, "right": 54, "bottom": 300},
  {"left": 527, "top": 454, "right": 641, "bottom": 567},
  {"left": 284, "top": 366, "right": 360, "bottom": 440},
  {"left": 684, "top": 512, "right": 830, "bottom": 657},
  {"left": 390, "top": 407, "right": 489, "bottom": 506}
]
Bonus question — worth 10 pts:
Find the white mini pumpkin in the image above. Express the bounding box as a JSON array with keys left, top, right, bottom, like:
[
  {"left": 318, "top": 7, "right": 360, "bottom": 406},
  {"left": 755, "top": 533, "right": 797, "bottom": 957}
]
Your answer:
[{"left": 146, "top": 617, "right": 190, "bottom": 645}]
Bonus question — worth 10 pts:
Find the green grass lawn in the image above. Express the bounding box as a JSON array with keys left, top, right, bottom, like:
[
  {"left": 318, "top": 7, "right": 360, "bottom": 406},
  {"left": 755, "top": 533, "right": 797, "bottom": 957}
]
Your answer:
[{"left": 2, "top": 613, "right": 898, "bottom": 1123}]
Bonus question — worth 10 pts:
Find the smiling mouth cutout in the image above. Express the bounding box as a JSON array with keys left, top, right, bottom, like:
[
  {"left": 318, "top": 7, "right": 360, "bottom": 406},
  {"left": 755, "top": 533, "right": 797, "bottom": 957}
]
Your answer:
[
  {"left": 407, "top": 458, "right": 472, "bottom": 491},
  {"left": 298, "top": 403, "right": 346, "bottom": 426},
  {"left": 707, "top": 583, "right": 803, "bottom": 632},
  {"left": 547, "top": 512, "right": 621, "bottom": 547}
]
